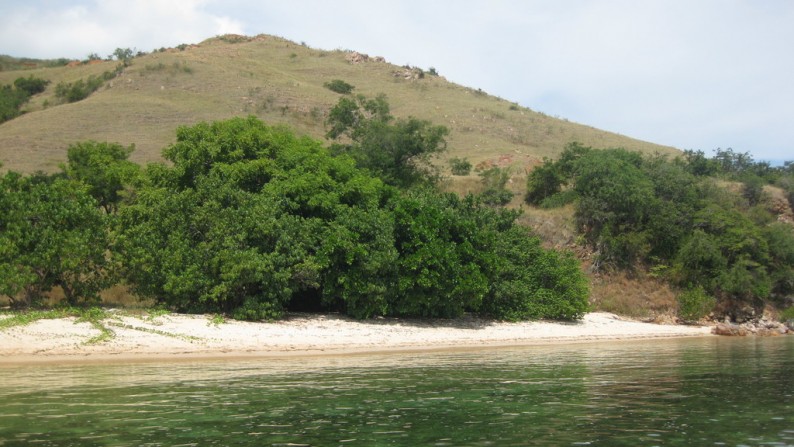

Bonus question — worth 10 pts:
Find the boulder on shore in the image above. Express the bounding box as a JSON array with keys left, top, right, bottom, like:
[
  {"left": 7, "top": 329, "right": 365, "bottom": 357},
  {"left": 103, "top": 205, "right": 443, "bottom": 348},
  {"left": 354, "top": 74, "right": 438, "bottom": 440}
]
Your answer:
[{"left": 712, "top": 323, "right": 748, "bottom": 336}]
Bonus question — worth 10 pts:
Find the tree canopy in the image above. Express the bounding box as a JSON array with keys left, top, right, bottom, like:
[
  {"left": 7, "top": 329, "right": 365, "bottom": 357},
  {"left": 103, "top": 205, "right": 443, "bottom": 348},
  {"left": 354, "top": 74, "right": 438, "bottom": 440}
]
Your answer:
[{"left": 326, "top": 94, "right": 449, "bottom": 188}]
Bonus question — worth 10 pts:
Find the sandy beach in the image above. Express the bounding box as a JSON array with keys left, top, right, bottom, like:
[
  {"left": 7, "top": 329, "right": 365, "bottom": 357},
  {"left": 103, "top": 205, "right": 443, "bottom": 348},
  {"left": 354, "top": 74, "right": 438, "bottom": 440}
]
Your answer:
[{"left": 0, "top": 311, "right": 715, "bottom": 364}]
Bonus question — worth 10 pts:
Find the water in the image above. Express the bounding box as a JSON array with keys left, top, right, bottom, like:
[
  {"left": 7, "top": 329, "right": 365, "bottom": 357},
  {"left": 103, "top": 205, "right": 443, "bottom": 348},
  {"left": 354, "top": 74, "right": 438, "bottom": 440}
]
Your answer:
[{"left": 1, "top": 337, "right": 792, "bottom": 446}]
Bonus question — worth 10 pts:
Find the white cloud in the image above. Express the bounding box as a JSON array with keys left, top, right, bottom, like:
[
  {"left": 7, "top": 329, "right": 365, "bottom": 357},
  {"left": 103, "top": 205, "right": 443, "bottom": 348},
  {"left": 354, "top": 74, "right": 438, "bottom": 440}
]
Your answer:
[{"left": 0, "top": 0, "right": 244, "bottom": 59}]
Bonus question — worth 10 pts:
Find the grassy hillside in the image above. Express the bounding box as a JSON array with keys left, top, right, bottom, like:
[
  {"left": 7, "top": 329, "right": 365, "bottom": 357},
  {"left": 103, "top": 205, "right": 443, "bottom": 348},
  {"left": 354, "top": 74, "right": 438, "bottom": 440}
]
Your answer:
[{"left": 0, "top": 34, "right": 677, "bottom": 177}]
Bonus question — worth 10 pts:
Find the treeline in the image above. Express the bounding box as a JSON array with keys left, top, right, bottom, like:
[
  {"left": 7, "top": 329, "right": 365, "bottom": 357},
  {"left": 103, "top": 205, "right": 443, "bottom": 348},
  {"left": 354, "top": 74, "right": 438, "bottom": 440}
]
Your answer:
[
  {"left": 1, "top": 111, "right": 589, "bottom": 321},
  {"left": 526, "top": 143, "right": 794, "bottom": 321}
]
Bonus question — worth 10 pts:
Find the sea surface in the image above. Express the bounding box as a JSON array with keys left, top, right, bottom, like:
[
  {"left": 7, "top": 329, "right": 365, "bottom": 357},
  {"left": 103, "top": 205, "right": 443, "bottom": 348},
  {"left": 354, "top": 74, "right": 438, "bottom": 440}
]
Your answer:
[{"left": 0, "top": 336, "right": 792, "bottom": 446}]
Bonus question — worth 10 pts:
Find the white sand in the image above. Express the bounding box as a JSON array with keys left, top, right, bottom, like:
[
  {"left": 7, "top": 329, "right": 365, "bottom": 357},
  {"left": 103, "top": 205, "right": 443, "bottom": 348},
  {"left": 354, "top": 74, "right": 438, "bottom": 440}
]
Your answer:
[{"left": 0, "top": 311, "right": 713, "bottom": 364}]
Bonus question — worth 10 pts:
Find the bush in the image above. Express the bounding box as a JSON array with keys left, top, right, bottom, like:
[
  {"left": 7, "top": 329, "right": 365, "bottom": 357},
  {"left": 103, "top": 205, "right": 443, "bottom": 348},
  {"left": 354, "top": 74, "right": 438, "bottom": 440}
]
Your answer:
[
  {"left": 677, "top": 287, "right": 716, "bottom": 322},
  {"left": 324, "top": 79, "right": 354, "bottom": 94},
  {"left": 0, "top": 85, "right": 28, "bottom": 123},
  {"left": 449, "top": 157, "right": 472, "bottom": 176},
  {"left": 525, "top": 162, "right": 564, "bottom": 205},
  {"left": 482, "top": 226, "right": 589, "bottom": 321},
  {"left": 55, "top": 76, "right": 105, "bottom": 102},
  {"left": 779, "top": 306, "right": 794, "bottom": 323},
  {"left": 13, "top": 76, "right": 49, "bottom": 96},
  {"left": 478, "top": 166, "right": 513, "bottom": 206}
]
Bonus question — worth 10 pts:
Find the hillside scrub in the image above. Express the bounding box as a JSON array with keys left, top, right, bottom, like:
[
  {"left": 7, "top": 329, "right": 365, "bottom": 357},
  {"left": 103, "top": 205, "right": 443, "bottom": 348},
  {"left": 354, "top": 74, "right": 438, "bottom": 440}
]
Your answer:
[
  {"left": 0, "top": 76, "right": 49, "bottom": 124},
  {"left": 526, "top": 143, "right": 794, "bottom": 320},
  {"left": 112, "top": 117, "right": 588, "bottom": 321}
]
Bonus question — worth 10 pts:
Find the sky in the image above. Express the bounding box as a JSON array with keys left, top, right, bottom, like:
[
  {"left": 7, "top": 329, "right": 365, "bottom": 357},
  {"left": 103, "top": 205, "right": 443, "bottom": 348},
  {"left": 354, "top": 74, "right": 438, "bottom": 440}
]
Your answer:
[{"left": 1, "top": 0, "right": 792, "bottom": 163}]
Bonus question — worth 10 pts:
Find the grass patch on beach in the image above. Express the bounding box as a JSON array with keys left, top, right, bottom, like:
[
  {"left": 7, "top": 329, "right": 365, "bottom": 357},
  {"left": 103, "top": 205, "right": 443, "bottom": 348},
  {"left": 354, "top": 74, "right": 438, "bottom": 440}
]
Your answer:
[
  {"left": 0, "top": 308, "right": 71, "bottom": 329},
  {"left": 0, "top": 307, "right": 117, "bottom": 344},
  {"left": 106, "top": 322, "right": 200, "bottom": 343},
  {"left": 75, "top": 307, "right": 116, "bottom": 344}
]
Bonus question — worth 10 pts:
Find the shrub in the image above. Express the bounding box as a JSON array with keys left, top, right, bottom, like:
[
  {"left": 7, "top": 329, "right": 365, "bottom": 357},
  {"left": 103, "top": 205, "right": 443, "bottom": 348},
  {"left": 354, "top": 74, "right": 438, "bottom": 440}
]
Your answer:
[
  {"left": 55, "top": 75, "right": 106, "bottom": 103},
  {"left": 677, "top": 287, "right": 716, "bottom": 322},
  {"left": 449, "top": 157, "right": 472, "bottom": 175},
  {"left": 324, "top": 79, "right": 354, "bottom": 94},
  {"left": 478, "top": 167, "right": 513, "bottom": 206},
  {"left": 779, "top": 306, "right": 794, "bottom": 322},
  {"left": 0, "top": 85, "right": 28, "bottom": 123},
  {"left": 525, "top": 162, "right": 564, "bottom": 205},
  {"left": 13, "top": 76, "right": 49, "bottom": 96},
  {"left": 482, "top": 226, "right": 589, "bottom": 321}
]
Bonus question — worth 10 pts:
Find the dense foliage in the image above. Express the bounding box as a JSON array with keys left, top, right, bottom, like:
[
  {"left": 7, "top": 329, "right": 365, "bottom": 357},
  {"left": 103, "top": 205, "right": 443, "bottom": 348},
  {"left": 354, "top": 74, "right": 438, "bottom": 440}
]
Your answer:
[
  {"left": 326, "top": 94, "right": 449, "bottom": 188},
  {"left": 0, "top": 172, "right": 110, "bottom": 307},
  {"left": 62, "top": 141, "right": 141, "bottom": 214},
  {"left": 111, "top": 117, "right": 588, "bottom": 321},
  {"left": 526, "top": 143, "right": 794, "bottom": 319}
]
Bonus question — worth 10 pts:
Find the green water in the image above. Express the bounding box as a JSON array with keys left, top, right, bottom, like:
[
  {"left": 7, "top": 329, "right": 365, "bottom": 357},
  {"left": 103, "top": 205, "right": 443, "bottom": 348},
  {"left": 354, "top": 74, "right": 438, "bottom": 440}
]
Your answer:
[{"left": 1, "top": 337, "right": 792, "bottom": 446}]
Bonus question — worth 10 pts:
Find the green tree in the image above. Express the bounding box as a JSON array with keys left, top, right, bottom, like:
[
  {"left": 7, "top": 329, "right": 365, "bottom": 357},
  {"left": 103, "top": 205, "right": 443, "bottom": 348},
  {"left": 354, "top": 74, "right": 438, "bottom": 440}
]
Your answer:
[
  {"left": 525, "top": 161, "right": 564, "bottom": 206},
  {"left": 0, "top": 172, "right": 110, "bottom": 307},
  {"left": 482, "top": 225, "right": 589, "bottom": 320},
  {"left": 117, "top": 117, "right": 396, "bottom": 319},
  {"left": 112, "top": 47, "right": 134, "bottom": 66},
  {"left": 62, "top": 141, "right": 140, "bottom": 214},
  {"left": 326, "top": 94, "right": 448, "bottom": 188},
  {"left": 573, "top": 149, "right": 655, "bottom": 268},
  {"left": 388, "top": 190, "right": 490, "bottom": 318}
]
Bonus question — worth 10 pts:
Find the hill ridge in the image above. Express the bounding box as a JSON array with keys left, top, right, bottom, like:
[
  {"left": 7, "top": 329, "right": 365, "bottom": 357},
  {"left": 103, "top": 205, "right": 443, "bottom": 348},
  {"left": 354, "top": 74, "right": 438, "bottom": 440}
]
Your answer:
[{"left": 0, "top": 33, "right": 678, "bottom": 174}]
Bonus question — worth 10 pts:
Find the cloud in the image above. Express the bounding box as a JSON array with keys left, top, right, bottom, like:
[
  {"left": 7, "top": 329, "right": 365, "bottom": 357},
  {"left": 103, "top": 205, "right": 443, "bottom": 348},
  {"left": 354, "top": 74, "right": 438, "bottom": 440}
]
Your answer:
[{"left": 0, "top": 0, "right": 244, "bottom": 59}]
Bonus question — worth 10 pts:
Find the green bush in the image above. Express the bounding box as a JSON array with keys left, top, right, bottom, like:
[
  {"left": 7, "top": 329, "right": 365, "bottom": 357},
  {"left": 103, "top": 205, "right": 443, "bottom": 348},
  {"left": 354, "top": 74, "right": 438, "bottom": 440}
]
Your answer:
[
  {"left": 55, "top": 76, "right": 105, "bottom": 102},
  {"left": 0, "top": 85, "right": 28, "bottom": 123},
  {"left": 538, "top": 189, "right": 577, "bottom": 209},
  {"left": 478, "top": 167, "right": 513, "bottom": 206},
  {"left": 324, "top": 79, "right": 354, "bottom": 94},
  {"left": 677, "top": 287, "right": 716, "bottom": 322},
  {"left": 13, "top": 76, "right": 49, "bottom": 96},
  {"left": 482, "top": 226, "right": 589, "bottom": 321},
  {"left": 525, "top": 162, "right": 564, "bottom": 205},
  {"left": 779, "top": 306, "right": 794, "bottom": 322},
  {"left": 449, "top": 157, "right": 472, "bottom": 175}
]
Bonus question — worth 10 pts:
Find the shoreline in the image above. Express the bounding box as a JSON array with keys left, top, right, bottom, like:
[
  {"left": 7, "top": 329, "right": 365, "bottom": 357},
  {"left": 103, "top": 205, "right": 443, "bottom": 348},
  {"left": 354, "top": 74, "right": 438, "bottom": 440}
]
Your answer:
[{"left": 0, "top": 311, "right": 715, "bottom": 365}]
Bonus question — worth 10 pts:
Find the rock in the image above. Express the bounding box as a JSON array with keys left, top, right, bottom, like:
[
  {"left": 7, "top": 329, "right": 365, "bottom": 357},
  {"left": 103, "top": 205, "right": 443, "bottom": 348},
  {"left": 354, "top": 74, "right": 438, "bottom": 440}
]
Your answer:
[
  {"left": 345, "top": 51, "right": 369, "bottom": 64},
  {"left": 712, "top": 322, "right": 748, "bottom": 336},
  {"left": 756, "top": 327, "right": 781, "bottom": 337},
  {"left": 786, "top": 319, "right": 794, "bottom": 332}
]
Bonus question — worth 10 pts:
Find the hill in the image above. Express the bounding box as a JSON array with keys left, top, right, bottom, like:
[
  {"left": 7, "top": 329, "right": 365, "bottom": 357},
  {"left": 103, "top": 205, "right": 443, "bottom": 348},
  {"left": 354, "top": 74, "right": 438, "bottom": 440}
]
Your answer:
[{"left": 0, "top": 34, "right": 678, "bottom": 177}]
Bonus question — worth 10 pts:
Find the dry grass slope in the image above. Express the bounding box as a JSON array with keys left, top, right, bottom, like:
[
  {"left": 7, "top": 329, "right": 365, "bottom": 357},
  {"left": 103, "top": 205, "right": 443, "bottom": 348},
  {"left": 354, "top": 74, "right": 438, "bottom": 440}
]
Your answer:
[{"left": 0, "top": 34, "right": 678, "bottom": 177}]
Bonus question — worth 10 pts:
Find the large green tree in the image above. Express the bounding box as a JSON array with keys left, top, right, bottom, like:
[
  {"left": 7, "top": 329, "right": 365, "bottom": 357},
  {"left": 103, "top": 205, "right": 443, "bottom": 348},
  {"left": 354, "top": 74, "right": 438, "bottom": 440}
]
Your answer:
[
  {"left": 0, "top": 172, "right": 110, "bottom": 307},
  {"left": 117, "top": 117, "right": 398, "bottom": 319}
]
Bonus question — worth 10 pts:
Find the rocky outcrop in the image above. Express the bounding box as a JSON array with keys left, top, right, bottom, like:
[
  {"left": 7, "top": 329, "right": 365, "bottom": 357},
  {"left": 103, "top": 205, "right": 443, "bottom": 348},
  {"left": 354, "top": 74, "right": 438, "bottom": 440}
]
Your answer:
[
  {"left": 345, "top": 52, "right": 384, "bottom": 64},
  {"left": 713, "top": 323, "right": 748, "bottom": 336},
  {"left": 712, "top": 318, "right": 790, "bottom": 336}
]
